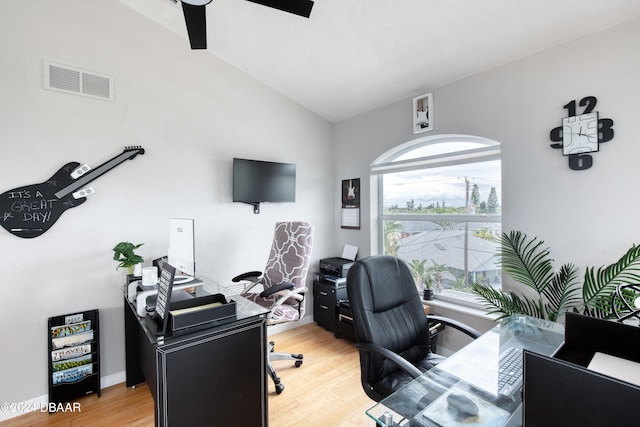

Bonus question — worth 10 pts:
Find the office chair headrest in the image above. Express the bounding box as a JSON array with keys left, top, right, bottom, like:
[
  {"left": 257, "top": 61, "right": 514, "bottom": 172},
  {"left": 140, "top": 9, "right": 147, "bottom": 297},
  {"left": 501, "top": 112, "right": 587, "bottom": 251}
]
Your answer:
[{"left": 350, "top": 255, "right": 418, "bottom": 313}]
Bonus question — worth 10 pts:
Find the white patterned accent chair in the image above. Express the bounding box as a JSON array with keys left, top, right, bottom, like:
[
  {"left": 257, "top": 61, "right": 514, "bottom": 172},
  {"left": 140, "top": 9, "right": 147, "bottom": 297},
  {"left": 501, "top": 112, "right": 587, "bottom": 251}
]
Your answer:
[{"left": 233, "top": 221, "right": 314, "bottom": 394}]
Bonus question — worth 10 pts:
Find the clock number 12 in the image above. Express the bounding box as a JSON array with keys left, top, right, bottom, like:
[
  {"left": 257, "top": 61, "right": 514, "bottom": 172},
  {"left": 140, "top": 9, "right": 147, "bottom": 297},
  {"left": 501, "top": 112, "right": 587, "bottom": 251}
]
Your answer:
[{"left": 564, "top": 96, "right": 597, "bottom": 116}]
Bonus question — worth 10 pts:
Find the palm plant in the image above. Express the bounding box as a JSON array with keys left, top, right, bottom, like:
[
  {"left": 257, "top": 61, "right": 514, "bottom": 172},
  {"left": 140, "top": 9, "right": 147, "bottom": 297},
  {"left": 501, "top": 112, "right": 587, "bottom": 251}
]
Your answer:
[
  {"left": 408, "top": 259, "right": 429, "bottom": 290},
  {"left": 426, "top": 259, "right": 447, "bottom": 292},
  {"left": 471, "top": 231, "right": 640, "bottom": 321},
  {"left": 383, "top": 220, "right": 403, "bottom": 256}
]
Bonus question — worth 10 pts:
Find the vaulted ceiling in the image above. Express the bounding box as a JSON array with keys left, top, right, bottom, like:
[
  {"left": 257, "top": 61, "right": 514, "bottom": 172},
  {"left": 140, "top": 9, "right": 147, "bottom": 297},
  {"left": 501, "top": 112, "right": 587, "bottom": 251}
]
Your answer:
[{"left": 120, "top": 0, "right": 640, "bottom": 122}]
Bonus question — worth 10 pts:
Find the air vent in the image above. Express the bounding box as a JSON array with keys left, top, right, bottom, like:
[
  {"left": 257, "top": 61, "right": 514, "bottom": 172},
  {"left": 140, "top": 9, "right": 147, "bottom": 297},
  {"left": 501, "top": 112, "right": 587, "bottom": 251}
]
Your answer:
[{"left": 43, "top": 61, "right": 114, "bottom": 101}]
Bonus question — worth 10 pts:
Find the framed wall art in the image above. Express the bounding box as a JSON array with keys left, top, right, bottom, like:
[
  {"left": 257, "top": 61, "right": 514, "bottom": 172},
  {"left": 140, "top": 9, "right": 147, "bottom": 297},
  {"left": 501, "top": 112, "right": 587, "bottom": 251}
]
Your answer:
[
  {"left": 413, "top": 92, "right": 433, "bottom": 133},
  {"left": 341, "top": 178, "right": 360, "bottom": 229}
]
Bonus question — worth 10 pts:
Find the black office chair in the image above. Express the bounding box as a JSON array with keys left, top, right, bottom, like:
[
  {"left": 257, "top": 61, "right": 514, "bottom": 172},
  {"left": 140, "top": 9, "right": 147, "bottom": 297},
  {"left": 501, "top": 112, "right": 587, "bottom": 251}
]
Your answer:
[{"left": 346, "top": 255, "right": 481, "bottom": 403}]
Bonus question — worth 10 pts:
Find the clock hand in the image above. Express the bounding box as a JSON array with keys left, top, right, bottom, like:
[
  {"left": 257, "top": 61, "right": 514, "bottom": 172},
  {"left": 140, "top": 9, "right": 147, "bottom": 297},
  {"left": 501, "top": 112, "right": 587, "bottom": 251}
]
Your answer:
[{"left": 577, "top": 125, "right": 589, "bottom": 137}]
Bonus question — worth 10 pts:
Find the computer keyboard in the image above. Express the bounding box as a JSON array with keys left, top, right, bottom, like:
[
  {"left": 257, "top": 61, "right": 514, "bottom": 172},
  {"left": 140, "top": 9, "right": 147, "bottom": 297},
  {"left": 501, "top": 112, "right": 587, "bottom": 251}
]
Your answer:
[{"left": 498, "top": 346, "right": 524, "bottom": 396}]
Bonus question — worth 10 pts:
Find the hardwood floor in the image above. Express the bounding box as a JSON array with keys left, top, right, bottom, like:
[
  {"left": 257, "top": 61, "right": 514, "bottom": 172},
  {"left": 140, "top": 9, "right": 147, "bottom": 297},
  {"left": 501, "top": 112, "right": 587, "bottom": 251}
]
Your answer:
[{"left": 1, "top": 323, "right": 374, "bottom": 427}]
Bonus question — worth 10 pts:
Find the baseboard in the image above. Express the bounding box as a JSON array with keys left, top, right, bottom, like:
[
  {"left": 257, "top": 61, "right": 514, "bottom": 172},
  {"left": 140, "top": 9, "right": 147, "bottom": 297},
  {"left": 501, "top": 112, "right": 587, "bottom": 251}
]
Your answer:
[
  {"left": 101, "top": 371, "right": 126, "bottom": 388},
  {"left": 267, "top": 315, "right": 314, "bottom": 336},
  {"left": 0, "top": 371, "right": 127, "bottom": 422},
  {"left": 1, "top": 319, "right": 314, "bottom": 422}
]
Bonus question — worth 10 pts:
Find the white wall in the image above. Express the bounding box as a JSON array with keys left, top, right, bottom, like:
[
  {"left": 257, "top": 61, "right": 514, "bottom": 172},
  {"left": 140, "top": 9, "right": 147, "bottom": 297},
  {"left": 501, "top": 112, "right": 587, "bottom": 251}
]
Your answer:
[
  {"left": 4, "top": 0, "right": 640, "bottom": 412},
  {"left": 0, "top": 1, "right": 333, "bottom": 407},
  {"left": 333, "top": 19, "right": 640, "bottom": 326}
]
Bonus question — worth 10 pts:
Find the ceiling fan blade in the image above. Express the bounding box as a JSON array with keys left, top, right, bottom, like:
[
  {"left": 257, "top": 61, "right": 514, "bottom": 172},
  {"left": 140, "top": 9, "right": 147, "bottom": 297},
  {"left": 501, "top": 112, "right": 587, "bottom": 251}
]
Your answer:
[
  {"left": 245, "top": 0, "right": 314, "bottom": 18},
  {"left": 182, "top": 3, "right": 208, "bottom": 49}
]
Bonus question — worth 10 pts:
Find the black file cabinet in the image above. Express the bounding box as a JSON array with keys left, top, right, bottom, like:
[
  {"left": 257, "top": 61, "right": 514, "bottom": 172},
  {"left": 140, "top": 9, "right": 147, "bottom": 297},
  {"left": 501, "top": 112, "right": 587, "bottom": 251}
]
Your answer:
[
  {"left": 337, "top": 301, "right": 356, "bottom": 340},
  {"left": 313, "top": 280, "right": 347, "bottom": 333}
]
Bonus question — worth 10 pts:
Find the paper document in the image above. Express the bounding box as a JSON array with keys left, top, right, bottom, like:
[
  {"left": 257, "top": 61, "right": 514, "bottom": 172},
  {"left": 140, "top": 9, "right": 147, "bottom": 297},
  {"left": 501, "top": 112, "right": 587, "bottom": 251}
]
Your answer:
[
  {"left": 170, "top": 302, "right": 222, "bottom": 316},
  {"left": 342, "top": 244, "right": 358, "bottom": 261},
  {"left": 587, "top": 352, "right": 640, "bottom": 387}
]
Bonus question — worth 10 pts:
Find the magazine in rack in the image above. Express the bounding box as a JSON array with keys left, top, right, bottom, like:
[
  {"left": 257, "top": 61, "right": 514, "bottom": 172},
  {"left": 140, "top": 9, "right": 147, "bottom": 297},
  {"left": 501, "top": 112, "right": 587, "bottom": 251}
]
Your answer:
[{"left": 47, "top": 309, "right": 100, "bottom": 409}]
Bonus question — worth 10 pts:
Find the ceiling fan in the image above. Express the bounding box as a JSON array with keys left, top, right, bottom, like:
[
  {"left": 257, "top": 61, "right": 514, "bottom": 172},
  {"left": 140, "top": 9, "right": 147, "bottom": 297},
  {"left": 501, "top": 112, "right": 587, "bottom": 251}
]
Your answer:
[{"left": 179, "top": 0, "right": 315, "bottom": 49}]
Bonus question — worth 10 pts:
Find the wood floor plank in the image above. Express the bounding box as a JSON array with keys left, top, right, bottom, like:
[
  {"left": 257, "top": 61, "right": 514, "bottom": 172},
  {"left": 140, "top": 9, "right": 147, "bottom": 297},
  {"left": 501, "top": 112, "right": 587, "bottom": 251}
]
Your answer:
[{"left": 1, "top": 323, "right": 374, "bottom": 427}]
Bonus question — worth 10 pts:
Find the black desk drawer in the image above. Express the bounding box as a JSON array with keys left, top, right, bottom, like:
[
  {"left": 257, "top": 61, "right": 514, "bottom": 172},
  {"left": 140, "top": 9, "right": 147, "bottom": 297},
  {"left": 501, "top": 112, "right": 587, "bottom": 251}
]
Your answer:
[
  {"left": 313, "top": 280, "right": 346, "bottom": 332},
  {"left": 337, "top": 301, "right": 356, "bottom": 341}
]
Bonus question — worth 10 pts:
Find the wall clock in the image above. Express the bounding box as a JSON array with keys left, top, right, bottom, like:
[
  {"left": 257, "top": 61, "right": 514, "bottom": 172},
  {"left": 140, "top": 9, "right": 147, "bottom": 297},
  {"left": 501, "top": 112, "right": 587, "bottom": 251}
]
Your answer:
[{"left": 549, "top": 96, "right": 614, "bottom": 170}]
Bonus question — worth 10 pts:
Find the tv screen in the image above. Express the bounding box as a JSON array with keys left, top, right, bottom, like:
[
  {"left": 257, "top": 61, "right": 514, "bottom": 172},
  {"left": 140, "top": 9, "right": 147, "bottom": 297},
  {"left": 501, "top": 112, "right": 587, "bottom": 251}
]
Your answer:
[{"left": 233, "top": 158, "right": 296, "bottom": 203}]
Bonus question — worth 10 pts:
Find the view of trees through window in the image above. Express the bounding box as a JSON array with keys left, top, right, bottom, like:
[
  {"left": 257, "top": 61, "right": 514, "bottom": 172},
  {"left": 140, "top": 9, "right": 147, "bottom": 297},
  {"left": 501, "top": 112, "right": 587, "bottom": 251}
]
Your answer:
[{"left": 376, "top": 138, "right": 501, "bottom": 305}]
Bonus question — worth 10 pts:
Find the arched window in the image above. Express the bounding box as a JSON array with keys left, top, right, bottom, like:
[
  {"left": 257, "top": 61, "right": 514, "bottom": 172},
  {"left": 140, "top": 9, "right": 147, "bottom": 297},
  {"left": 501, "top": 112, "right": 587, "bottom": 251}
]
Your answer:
[{"left": 371, "top": 134, "right": 502, "bottom": 305}]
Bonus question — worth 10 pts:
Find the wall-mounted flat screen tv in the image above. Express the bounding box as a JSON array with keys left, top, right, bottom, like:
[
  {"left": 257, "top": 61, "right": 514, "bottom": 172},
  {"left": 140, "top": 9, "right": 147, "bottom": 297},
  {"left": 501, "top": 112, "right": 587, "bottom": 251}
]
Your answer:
[{"left": 233, "top": 158, "right": 296, "bottom": 204}]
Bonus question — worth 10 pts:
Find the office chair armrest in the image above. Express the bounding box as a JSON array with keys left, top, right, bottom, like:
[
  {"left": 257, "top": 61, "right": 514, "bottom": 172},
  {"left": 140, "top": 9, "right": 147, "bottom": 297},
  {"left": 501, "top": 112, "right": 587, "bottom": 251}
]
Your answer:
[
  {"left": 263, "top": 285, "right": 308, "bottom": 323},
  {"left": 232, "top": 271, "right": 263, "bottom": 282},
  {"left": 356, "top": 342, "right": 423, "bottom": 379},
  {"left": 260, "top": 282, "right": 294, "bottom": 297},
  {"left": 429, "top": 315, "right": 481, "bottom": 339},
  {"left": 281, "top": 286, "right": 307, "bottom": 301},
  {"left": 233, "top": 271, "right": 264, "bottom": 294},
  {"left": 264, "top": 285, "right": 307, "bottom": 302}
]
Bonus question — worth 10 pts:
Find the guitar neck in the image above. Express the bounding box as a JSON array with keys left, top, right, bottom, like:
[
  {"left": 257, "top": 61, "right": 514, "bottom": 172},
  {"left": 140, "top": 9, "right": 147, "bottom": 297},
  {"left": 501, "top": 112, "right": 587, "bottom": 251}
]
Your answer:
[{"left": 55, "top": 149, "right": 141, "bottom": 199}]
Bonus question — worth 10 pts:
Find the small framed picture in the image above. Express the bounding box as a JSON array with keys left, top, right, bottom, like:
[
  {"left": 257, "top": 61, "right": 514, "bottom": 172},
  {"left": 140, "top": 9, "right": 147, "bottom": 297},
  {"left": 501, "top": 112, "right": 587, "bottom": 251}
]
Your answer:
[
  {"left": 413, "top": 92, "right": 433, "bottom": 133},
  {"left": 341, "top": 178, "right": 360, "bottom": 230}
]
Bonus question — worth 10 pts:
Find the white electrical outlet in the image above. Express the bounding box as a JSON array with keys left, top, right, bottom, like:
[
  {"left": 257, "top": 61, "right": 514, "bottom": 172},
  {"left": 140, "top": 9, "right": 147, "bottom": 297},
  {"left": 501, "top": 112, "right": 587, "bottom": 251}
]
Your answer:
[{"left": 65, "top": 314, "right": 83, "bottom": 324}]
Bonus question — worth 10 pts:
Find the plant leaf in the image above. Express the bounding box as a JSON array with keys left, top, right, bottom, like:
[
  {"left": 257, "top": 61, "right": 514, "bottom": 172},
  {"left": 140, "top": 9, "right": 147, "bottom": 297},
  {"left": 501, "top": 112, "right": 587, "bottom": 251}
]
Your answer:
[
  {"left": 583, "top": 244, "right": 640, "bottom": 318},
  {"left": 542, "top": 263, "right": 581, "bottom": 321},
  {"left": 499, "top": 231, "right": 554, "bottom": 295},
  {"left": 112, "top": 241, "right": 144, "bottom": 270},
  {"left": 470, "top": 282, "right": 545, "bottom": 320}
]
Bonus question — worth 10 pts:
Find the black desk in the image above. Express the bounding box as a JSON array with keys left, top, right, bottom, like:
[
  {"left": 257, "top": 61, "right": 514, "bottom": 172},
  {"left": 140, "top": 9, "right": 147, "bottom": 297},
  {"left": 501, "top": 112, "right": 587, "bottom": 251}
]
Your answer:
[{"left": 123, "top": 278, "right": 269, "bottom": 427}]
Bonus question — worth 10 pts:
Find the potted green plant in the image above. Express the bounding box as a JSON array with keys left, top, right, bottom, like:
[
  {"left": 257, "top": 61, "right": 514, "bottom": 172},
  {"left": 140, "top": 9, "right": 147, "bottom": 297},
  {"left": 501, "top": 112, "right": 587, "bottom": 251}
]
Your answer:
[
  {"left": 112, "top": 242, "right": 144, "bottom": 275},
  {"left": 408, "top": 259, "right": 444, "bottom": 300},
  {"left": 426, "top": 259, "right": 447, "bottom": 294},
  {"left": 423, "top": 277, "right": 435, "bottom": 301},
  {"left": 471, "top": 230, "right": 640, "bottom": 321}
]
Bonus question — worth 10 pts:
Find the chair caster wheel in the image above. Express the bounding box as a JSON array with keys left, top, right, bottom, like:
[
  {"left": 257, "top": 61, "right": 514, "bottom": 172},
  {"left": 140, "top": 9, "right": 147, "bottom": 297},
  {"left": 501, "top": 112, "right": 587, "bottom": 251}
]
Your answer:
[
  {"left": 295, "top": 360, "right": 303, "bottom": 368},
  {"left": 275, "top": 384, "right": 284, "bottom": 394}
]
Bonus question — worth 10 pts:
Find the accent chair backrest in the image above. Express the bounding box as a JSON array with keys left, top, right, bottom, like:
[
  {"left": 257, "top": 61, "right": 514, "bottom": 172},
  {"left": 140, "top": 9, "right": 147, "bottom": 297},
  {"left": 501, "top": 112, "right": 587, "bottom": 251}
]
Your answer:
[{"left": 262, "top": 221, "right": 314, "bottom": 317}]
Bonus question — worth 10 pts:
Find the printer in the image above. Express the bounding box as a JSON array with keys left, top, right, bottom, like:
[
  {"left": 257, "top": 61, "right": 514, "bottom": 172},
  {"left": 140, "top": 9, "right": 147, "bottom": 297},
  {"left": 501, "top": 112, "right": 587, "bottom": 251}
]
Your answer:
[
  {"left": 319, "top": 257, "right": 354, "bottom": 278},
  {"left": 319, "top": 245, "right": 358, "bottom": 280}
]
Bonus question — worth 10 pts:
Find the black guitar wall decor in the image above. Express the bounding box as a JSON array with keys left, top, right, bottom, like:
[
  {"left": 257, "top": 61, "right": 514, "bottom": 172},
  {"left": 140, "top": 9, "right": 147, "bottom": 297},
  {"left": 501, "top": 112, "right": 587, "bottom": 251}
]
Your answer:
[{"left": 1, "top": 146, "right": 145, "bottom": 239}]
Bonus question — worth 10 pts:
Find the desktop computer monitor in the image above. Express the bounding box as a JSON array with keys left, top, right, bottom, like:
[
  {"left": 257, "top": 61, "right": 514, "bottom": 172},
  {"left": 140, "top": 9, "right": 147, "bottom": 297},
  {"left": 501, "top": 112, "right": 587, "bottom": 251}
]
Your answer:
[{"left": 167, "top": 218, "right": 195, "bottom": 284}]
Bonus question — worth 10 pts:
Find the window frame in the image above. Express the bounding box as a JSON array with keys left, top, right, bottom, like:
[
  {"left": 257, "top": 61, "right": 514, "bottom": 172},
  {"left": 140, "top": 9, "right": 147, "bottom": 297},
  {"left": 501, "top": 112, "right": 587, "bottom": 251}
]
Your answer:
[{"left": 372, "top": 134, "right": 502, "bottom": 308}]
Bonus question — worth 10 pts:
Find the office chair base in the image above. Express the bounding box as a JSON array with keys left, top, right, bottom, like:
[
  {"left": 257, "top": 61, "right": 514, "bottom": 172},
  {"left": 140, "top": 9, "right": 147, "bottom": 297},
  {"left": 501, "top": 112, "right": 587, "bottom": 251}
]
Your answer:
[
  {"left": 269, "top": 341, "right": 304, "bottom": 364},
  {"left": 270, "top": 352, "right": 304, "bottom": 363},
  {"left": 268, "top": 362, "right": 285, "bottom": 394},
  {"left": 267, "top": 341, "right": 304, "bottom": 394}
]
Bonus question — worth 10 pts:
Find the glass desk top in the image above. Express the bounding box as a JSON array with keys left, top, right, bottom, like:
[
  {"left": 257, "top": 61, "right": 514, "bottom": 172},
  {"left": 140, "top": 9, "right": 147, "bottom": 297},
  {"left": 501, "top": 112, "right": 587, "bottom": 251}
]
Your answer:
[
  {"left": 366, "top": 315, "right": 565, "bottom": 427},
  {"left": 123, "top": 275, "right": 269, "bottom": 344}
]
